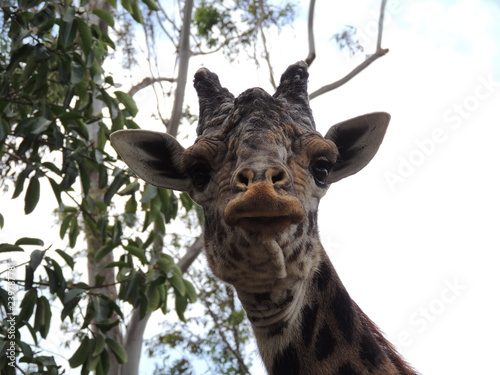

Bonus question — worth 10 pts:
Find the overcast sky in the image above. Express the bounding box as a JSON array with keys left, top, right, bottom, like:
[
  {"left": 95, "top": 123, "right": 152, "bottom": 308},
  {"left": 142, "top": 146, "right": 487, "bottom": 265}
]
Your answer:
[{"left": 1, "top": 0, "right": 499, "bottom": 374}]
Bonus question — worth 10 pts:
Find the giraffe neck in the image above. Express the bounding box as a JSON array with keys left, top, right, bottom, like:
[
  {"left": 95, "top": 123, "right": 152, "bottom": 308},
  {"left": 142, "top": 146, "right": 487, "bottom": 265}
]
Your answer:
[
  {"left": 238, "top": 246, "right": 415, "bottom": 375},
  {"left": 203, "top": 211, "right": 416, "bottom": 375}
]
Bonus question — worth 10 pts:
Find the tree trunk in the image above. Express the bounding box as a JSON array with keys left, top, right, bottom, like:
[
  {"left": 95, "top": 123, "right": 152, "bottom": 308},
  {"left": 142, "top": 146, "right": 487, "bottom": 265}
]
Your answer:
[
  {"left": 84, "top": 1, "right": 123, "bottom": 374},
  {"left": 167, "top": 0, "right": 194, "bottom": 136}
]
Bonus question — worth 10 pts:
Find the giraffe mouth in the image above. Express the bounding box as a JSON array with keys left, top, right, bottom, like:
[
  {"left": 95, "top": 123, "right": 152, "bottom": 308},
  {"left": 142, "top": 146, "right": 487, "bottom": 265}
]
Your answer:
[
  {"left": 233, "top": 214, "right": 298, "bottom": 232},
  {"left": 224, "top": 183, "right": 305, "bottom": 233}
]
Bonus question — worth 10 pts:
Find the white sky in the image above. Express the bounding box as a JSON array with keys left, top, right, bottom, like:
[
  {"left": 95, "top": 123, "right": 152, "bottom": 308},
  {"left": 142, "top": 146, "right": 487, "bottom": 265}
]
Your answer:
[{"left": 1, "top": 0, "right": 499, "bottom": 374}]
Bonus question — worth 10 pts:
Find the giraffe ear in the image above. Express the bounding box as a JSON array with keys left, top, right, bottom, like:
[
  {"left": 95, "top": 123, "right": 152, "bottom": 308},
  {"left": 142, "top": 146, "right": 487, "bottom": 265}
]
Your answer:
[
  {"left": 325, "top": 112, "right": 390, "bottom": 183},
  {"left": 110, "top": 130, "right": 190, "bottom": 191}
]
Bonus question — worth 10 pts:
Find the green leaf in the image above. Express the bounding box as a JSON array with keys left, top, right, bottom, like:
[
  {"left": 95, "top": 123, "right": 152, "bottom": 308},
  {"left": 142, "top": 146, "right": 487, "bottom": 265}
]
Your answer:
[
  {"left": 184, "top": 279, "right": 197, "bottom": 303},
  {"left": 30, "top": 117, "right": 51, "bottom": 134},
  {"left": 125, "top": 195, "right": 137, "bottom": 214},
  {"left": 146, "top": 285, "right": 160, "bottom": 313},
  {"left": 29, "top": 249, "right": 46, "bottom": 271},
  {"left": 98, "top": 163, "right": 108, "bottom": 188},
  {"left": 0, "top": 119, "right": 10, "bottom": 141},
  {"left": 15, "top": 237, "right": 44, "bottom": 247},
  {"left": 155, "top": 255, "right": 174, "bottom": 275},
  {"left": 106, "top": 338, "right": 128, "bottom": 364},
  {"left": 115, "top": 91, "right": 138, "bottom": 117},
  {"left": 69, "top": 336, "right": 90, "bottom": 368},
  {"left": 62, "top": 5, "right": 76, "bottom": 22},
  {"left": 121, "top": 0, "right": 132, "bottom": 13},
  {"left": 93, "top": 295, "right": 110, "bottom": 322},
  {"left": 48, "top": 178, "right": 63, "bottom": 209},
  {"left": 60, "top": 215, "right": 73, "bottom": 239},
  {"left": 130, "top": 0, "right": 144, "bottom": 23},
  {"left": 34, "top": 296, "right": 51, "bottom": 338},
  {"left": 98, "top": 88, "right": 119, "bottom": 119},
  {"left": 104, "top": 173, "right": 127, "bottom": 205},
  {"left": 175, "top": 294, "right": 188, "bottom": 322},
  {"left": 24, "top": 176, "right": 40, "bottom": 214},
  {"left": 12, "top": 168, "right": 31, "bottom": 199},
  {"left": 76, "top": 17, "right": 93, "bottom": 56},
  {"left": 26, "top": 264, "right": 34, "bottom": 289},
  {"left": 117, "top": 181, "right": 139, "bottom": 196},
  {"left": 56, "top": 249, "right": 75, "bottom": 270},
  {"left": 61, "top": 289, "right": 84, "bottom": 321},
  {"left": 0, "top": 213, "right": 3, "bottom": 229},
  {"left": 95, "top": 244, "right": 115, "bottom": 263},
  {"left": 69, "top": 216, "right": 79, "bottom": 248},
  {"left": 179, "top": 192, "right": 194, "bottom": 211},
  {"left": 92, "top": 334, "right": 106, "bottom": 357},
  {"left": 78, "top": 161, "right": 90, "bottom": 195},
  {"left": 142, "top": 0, "right": 160, "bottom": 11},
  {"left": 168, "top": 270, "right": 186, "bottom": 296},
  {"left": 112, "top": 221, "right": 122, "bottom": 246},
  {"left": 141, "top": 184, "right": 157, "bottom": 204},
  {"left": 18, "top": 289, "right": 37, "bottom": 324},
  {"left": 59, "top": 18, "right": 78, "bottom": 50},
  {"left": 71, "top": 60, "right": 85, "bottom": 84},
  {"left": 92, "top": 9, "right": 115, "bottom": 27},
  {"left": 124, "top": 245, "right": 147, "bottom": 265},
  {"left": 105, "top": 261, "right": 130, "bottom": 268},
  {"left": 0, "top": 244, "right": 24, "bottom": 253}
]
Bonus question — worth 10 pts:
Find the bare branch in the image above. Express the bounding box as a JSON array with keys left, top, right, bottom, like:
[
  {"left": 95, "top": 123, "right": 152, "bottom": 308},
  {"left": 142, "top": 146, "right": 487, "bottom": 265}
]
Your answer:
[
  {"left": 128, "top": 77, "right": 175, "bottom": 97},
  {"left": 256, "top": 0, "right": 277, "bottom": 89},
  {"left": 376, "top": 0, "right": 388, "bottom": 51},
  {"left": 305, "top": 0, "right": 316, "bottom": 66},
  {"left": 204, "top": 298, "right": 251, "bottom": 374},
  {"left": 309, "top": 0, "right": 389, "bottom": 99},
  {"left": 309, "top": 48, "right": 388, "bottom": 99}
]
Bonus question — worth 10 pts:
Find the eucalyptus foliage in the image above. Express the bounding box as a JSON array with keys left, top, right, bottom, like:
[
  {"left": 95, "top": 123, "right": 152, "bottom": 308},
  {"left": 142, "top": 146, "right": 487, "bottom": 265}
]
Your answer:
[
  {"left": 0, "top": 0, "right": 297, "bottom": 374},
  {"left": 0, "top": 1, "right": 197, "bottom": 373}
]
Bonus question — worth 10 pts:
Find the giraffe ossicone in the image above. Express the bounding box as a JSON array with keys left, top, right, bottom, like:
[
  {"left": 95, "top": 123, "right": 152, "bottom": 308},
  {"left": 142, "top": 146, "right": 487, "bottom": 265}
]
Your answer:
[{"left": 110, "top": 61, "right": 418, "bottom": 375}]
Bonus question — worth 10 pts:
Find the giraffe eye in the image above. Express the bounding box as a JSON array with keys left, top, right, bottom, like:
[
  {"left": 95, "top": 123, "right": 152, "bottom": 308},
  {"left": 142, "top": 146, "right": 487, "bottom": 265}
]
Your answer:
[
  {"left": 189, "top": 165, "right": 211, "bottom": 191},
  {"left": 310, "top": 159, "right": 332, "bottom": 187}
]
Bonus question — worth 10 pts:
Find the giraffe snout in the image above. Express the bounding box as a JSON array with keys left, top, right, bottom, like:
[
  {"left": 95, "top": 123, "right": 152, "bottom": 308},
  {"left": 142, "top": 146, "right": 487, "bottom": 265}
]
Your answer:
[{"left": 232, "top": 165, "right": 292, "bottom": 193}]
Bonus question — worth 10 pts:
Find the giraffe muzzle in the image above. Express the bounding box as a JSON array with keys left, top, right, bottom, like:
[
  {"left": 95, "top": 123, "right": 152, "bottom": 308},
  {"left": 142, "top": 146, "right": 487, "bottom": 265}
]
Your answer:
[{"left": 224, "top": 181, "right": 305, "bottom": 233}]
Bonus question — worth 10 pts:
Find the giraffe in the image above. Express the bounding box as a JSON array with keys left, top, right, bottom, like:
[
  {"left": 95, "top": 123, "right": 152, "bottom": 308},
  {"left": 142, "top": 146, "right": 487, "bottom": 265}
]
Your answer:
[{"left": 110, "top": 61, "right": 418, "bottom": 375}]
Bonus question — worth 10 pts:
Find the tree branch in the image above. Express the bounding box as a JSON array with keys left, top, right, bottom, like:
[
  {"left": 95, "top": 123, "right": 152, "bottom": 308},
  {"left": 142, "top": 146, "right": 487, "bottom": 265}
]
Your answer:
[
  {"left": 309, "top": 0, "right": 389, "bottom": 99},
  {"left": 204, "top": 300, "right": 251, "bottom": 374},
  {"left": 257, "top": 0, "right": 277, "bottom": 89},
  {"left": 166, "top": 0, "right": 194, "bottom": 137},
  {"left": 304, "top": 0, "right": 316, "bottom": 66},
  {"left": 128, "top": 77, "right": 175, "bottom": 97},
  {"left": 376, "top": 0, "right": 388, "bottom": 51}
]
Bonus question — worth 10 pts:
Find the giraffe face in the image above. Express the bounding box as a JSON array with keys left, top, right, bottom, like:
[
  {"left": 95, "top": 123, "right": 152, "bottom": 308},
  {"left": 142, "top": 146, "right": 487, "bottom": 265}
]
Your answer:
[
  {"left": 181, "top": 89, "right": 338, "bottom": 237},
  {"left": 110, "top": 62, "right": 390, "bottom": 241}
]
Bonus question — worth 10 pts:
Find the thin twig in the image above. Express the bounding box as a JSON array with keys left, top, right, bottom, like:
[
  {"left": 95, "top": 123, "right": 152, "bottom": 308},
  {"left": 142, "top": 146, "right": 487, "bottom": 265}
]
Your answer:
[
  {"left": 204, "top": 301, "right": 251, "bottom": 374},
  {"left": 305, "top": 0, "right": 316, "bottom": 66},
  {"left": 309, "top": 0, "right": 389, "bottom": 99},
  {"left": 128, "top": 77, "right": 175, "bottom": 97},
  {"left": 257, "top": 0, "right": 277, "bottom": 89}
]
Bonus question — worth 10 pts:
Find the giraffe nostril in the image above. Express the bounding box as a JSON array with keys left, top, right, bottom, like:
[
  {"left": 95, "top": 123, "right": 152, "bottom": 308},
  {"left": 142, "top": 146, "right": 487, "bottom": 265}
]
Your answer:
[
  {"left": 235, "top": 169, "right": 253, "bottom": 188},
  {"left": 239, "top": 175, "right": 250, "bottom": 186},
  {"left": 272, "top": 170, "right": 285, "bottom": 184}
]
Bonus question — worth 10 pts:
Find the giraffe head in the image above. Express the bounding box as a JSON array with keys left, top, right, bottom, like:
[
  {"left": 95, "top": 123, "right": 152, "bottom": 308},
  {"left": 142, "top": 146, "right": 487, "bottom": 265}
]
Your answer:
[{"left": 110, "top": 61, "right": 389, "bottom": 282}]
